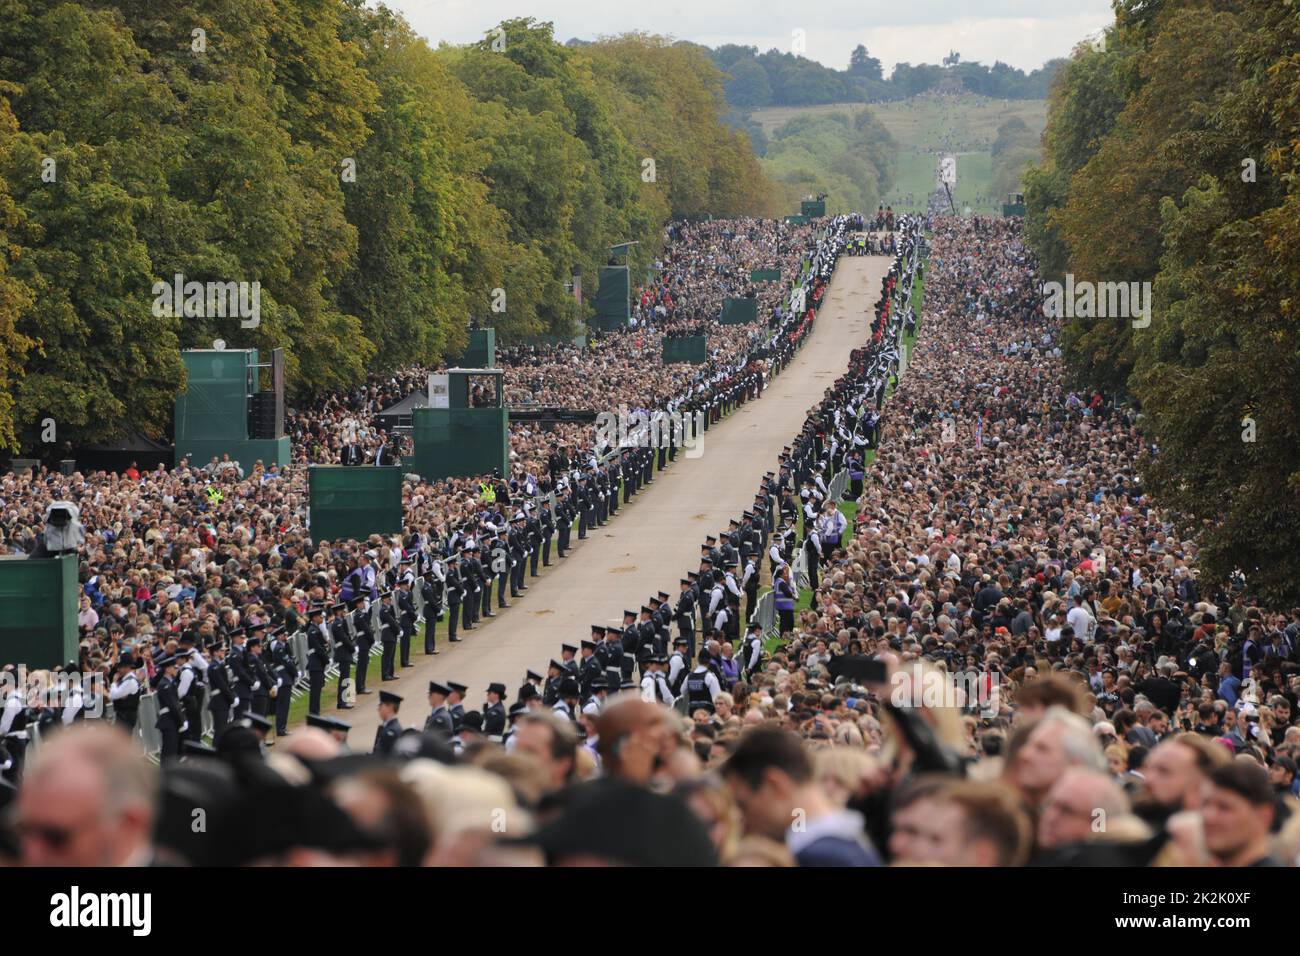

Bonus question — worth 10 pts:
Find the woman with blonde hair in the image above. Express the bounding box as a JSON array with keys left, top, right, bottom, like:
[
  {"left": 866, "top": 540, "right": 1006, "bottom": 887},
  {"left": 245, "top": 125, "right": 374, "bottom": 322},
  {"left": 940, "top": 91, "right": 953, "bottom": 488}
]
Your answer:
[{"left": 815, "top": 746, "right": 882, "bottom": 808}]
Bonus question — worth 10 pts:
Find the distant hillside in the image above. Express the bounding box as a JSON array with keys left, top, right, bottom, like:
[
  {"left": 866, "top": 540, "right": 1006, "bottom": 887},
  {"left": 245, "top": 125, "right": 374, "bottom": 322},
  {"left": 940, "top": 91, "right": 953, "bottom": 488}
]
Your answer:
[{"left": 748, "top": 93, "right": 1047, "bottom": 215}]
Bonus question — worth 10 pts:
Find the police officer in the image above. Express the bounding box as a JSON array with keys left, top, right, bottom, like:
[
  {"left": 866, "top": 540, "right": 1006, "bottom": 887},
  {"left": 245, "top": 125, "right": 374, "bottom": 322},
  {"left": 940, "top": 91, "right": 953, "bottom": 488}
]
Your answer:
[
  {"left": 351, "top": 595, "right": 375, "bottom": 694},
  {"left": 227, "top": 628, "right": 255, "bottom": 718},
  {"left": 396, "top": 575, "right": 417, "bottom": 667},
  {"left": 641, "top": 656, "right": 674, "bottom": 706},
  {"left": 271, "top": 623, "right": 300, "bottom": 732},
  {"left": 483, "top": 683, "right": 508, "bottom": 737},
  {"left": 683, "top": 651, "right": 721, "bottom": 716},
  {"left": 667, "top": 636, "right": 690, "bottom": 698},
  {"left": 597, "top": 625, "right": 623, "bottom": 675},
  {"left": 205, "top": 641, "right": 234, "bottom": 741},
  {"left": 741, "top": 622, "right": 765, "bottom": 680},
  {"left": 542, "top": 659, "right": 565, "bottom": 707},
  {"left": 153, "top": 654, "right": 184, "bottom": 759},
  {"left": 247, "top": 634, "right": 273, "bottom": 718},
  {"left": 174, "top": 638, "right": 206, "bottom": 743},
  {"left": 539, "top": 501, "right": 555, "bottom": 568},
  {"left": 329, "top": 603, "right": 355, "bottom": 709},
  {"left": 108, "top": 655, "right": 143, "bottom": 736},
  {"left": 578, "top": 639, "right": 602, "bottom": 696},
  {"left": 552, "top": 678, "right": 581, "bottom": 721},
  {"left": 420, "top": 566, "right": 444, "bottom": 654},
  {"left": 373, "top": 690, "right": 402, "bottom": 755},
  {"left": 447, "top": 681, "right": 468, "bottom": 731},
  {"left": 378, "top": 590, "right": 400, "bottom": 681},
  {"left": 676, "top": 577, "right": 697, "bottom": 659},
  {"left": 424, "top": 681, "right": 454, "bottom": 735},
  {"left": 305, "top": 604, "right": 330, "bottom": 714},
  {"left": 445, "top": 552, "right": 464, "bottom": 642}
]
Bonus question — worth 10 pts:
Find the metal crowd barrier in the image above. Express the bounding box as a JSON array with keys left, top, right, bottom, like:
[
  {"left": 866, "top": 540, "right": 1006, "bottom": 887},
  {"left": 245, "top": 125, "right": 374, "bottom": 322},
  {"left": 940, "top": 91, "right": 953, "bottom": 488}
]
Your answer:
[
  {"left": 792, "top": 546, "right": 810, "bottom": 590},
  {"left": 135, "top": 693, "right": 162, "bottom": 757},
  {"left": 753, "top": 589, "right": 776, "bottom": 638},
  {"left": 827, "top": 468, "right": 849, "bottom": 502}
]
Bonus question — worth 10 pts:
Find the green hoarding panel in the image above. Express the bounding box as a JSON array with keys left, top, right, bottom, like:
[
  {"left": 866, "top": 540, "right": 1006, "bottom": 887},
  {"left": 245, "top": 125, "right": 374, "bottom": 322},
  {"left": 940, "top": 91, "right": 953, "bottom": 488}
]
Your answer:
[
  {"left": 411, "top": 406, "right": 509, "bottom": 481},
  {"left": 176, "top": 350, "right": 250, "bottom": 443},
  {"left": 0, "top": 554, "right": 78, "bottom": 669},
  {"left": 801, "top": 200, "right": 826, "bottom": 218},
  {"left": 591, "top": 266, "right": 630, "bottom": 331},
  {"left": 750, "top": 268, "right": 781, "bottom": 282},
  {"left": 458, "top": 328, "right": 496, "bottom": 368},
  {"left": 784, "top": 214, "right": 809, "bottom": 225},
  {"left": 720, "top": 297, "right": 758, "bottom": 325},
  {"left": 662, "top": 335, "right": 707, "bottom": 364},
  {"left": 309, "top": 466, "right": 405, "bottom": 542},
  {"left": 174, "top": 349, "right": 291, "bottom": 469}
]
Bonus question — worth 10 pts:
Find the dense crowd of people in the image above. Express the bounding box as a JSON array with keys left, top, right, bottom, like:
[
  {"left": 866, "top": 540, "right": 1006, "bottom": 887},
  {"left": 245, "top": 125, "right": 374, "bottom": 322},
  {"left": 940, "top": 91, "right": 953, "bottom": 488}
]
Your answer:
[{"left": 4, "top": 198, "right": 1295, "bottom": 869}]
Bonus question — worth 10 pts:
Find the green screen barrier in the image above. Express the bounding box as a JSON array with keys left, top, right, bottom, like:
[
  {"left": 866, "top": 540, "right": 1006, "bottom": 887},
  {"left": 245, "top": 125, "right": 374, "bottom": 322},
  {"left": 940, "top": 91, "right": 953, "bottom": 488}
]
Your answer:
[
  {"left": 176, "top": 350, "right": 249, "bottom": 443},
  {"left": 309, "top": 466, "right": 404, "bottom": 542},
  {"left": 591, "top": 265, "right": 630, "bottom": 331},
  {"left": 457, "top": 328, "right": 496, "bottom": 368},
  {"left": 174, "top": 349, "right": 291, "bottom": 468},
  {"left": 801, "top": 200, "right": 826, "bottom": 218},
  {"left": 750, "top": 268, "right": 781, "bottom": 282},
  {"left": 784, "top": 214, "right": 809, "bottom": 225},
  {"left": 720, "top": 297, "right": 758, "bottom": 325},
  {"left": 411, "top": 406, "right": 509, "bottom": 481},
  {"left": 662, "top": 336, "right": 707, "bottom": 364},
  {"left": 0, "top": 554, "right": 78, "bottom": 668}
]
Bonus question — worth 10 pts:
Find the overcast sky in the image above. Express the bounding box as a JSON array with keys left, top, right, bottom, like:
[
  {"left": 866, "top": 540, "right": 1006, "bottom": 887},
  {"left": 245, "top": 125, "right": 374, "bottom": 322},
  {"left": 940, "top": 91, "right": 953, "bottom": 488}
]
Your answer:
[{"left": 384, "top": 0, "right": 1115, "bottom": 73}]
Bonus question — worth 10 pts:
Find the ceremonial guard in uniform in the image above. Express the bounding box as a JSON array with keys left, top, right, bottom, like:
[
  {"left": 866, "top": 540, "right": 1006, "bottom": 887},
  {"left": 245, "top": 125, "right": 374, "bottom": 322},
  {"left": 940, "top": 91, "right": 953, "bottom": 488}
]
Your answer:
[
  {"left": 378, "top": 589, "right": 400, "bottom": 681},
  {"left": 483, "top": 683, "right": 507, "bottom": 737},
  {"left": 445, "top": 552, "right": 463, "bottom": 643},
  {"left": 420, "top": 563, "right": 444, "bottom": 654},
  {"left": 205, "top": 642, "right": 234, "bottom": 741},
  {"left": 741, "top": 553, "right": 760, "bottom": 624},
  {"left": 542, "top": 659, "right": 565, "bottom": 707},
  {"left": 175, "top": 639, "right": 206, "bottom": 743},
  {"left": 424, "top": 682, "right": 454, "bottom": 735},
  {"left": 373, "top": 691, "right": 402, "bottom": 755},
  {"left": 329, "top": 603, "right": 355, "bottom": 709},
  {"left": 351, "top": 596, "right": 374, "bottom": 694},
  {"left": 396, "top": 573, "right": 417, "bottom": 667},
  {"left": 552, "top": 678, "right": 581, "bottom": 721},
  {"left": 305, "top": 605, "right": 329, "bottom": 714},
  {"left": 227, "top": 628, "right": 255, "bottom": 718},
  {"left": 271, "top": 624, "right": 300, "bottom": 732},
  {"left": 153, "top": 655, "right": 184, "bottom": 759},
  {"left": 247, "top": 635, "right": 273, "bottom": 718},
  {"left": 447, "top": 682, "right": 468, "bottom": 731},
  {"left": 578, "top": 640, "right": 602, "bottom": 696},
  {"left": 109, "top": 655, "right": 143, "bottom": 736},
  {"left": 539, "top": 502, "right": 555, "bottom": 567}
]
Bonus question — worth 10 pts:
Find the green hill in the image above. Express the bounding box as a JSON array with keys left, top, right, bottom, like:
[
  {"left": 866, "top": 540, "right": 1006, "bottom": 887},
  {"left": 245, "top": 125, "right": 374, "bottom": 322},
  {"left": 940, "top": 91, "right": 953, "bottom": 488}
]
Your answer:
[{"left": 748, "top": 93, "right": 1047, "bottom": 215}]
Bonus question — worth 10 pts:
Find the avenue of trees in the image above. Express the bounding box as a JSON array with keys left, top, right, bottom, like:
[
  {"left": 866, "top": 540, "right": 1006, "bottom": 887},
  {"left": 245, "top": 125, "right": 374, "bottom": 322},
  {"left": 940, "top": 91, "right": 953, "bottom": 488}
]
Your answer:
[
  {"left": 0, "top": 2, "right": 775, "bottom": 450},
  {"left": 1024, "top": 0, "right": 1300, "bottom": 604}
]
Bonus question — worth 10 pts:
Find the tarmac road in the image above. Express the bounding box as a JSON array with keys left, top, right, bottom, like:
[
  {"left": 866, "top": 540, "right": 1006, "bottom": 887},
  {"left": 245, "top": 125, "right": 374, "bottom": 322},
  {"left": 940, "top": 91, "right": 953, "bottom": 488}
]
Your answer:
[{"left": 314, "top": 254, "right": 892, "bottom": 746}]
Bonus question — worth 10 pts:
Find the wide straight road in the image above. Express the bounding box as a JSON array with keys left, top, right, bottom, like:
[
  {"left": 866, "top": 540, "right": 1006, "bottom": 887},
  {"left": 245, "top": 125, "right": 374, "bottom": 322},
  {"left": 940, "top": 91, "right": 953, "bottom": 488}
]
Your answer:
[{"left": 320, "top": 254, "right": 891, "bottom": 744}]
